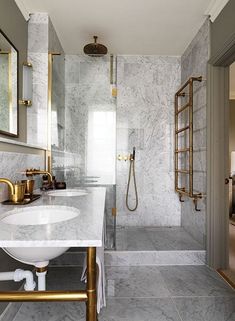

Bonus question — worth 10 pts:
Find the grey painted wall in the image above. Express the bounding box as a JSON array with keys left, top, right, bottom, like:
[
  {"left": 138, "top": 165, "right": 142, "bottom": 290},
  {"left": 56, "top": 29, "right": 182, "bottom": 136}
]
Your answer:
[
  {"left": 180, "top": 19, "right": 210, "bottom": 247},
  {"left": 0, "top": 0, "right": 28, "bottom": 142},
  {"left": 211, "top": 0, "right": 235, "bottom": 64}
]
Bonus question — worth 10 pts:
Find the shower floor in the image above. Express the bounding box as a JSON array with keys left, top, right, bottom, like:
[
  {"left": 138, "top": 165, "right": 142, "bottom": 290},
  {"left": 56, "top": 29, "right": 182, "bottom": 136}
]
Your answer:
[{"left": 113, "top": 226, "right": 204, "bottom": 251}]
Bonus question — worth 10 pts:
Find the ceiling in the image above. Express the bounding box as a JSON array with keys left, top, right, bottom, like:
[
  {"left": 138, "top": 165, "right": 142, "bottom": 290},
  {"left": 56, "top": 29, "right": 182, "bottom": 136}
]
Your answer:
[{"left": 17, "top": 0, "right": 213, "bottom": 55}]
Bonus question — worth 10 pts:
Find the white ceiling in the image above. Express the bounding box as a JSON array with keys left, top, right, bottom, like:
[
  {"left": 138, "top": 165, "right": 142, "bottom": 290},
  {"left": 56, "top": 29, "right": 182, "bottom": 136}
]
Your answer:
[{"left": 17, "top": 0, "right": 213, "bottom": 55}]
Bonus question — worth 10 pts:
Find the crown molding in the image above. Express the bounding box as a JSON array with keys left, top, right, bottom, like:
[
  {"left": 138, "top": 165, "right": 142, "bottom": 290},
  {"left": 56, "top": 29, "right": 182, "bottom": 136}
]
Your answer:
[
  {"left": 205, "top": 0, "right": 230, "bottom": 22},
  {"left": 14, "top": 0, "right": 30, "bottom": 21}
]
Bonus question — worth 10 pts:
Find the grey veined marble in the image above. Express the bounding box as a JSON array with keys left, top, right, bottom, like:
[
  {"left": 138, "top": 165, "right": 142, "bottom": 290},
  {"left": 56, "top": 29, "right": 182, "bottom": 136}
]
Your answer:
[
  {"left": 180, "top": 19, "right": 210, "bottom": 247},
  {"left": 0, "top": 187, "right": 105, "bottom": 248},
  {"left": 12, "top": 265, "right": 235, "bottom": 321},
  {"left": 116, "top": 55, "right": 181, "bottom": 228}
]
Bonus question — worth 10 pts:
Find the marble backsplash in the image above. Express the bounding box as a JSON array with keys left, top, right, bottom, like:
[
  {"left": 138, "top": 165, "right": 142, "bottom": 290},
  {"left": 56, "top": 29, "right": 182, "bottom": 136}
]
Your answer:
[
  {"left": 0, "top": 151, "right": 44, "bottom": 202},
  {"left": 116, "top": 55, "right": 181, "bottom": 227}
]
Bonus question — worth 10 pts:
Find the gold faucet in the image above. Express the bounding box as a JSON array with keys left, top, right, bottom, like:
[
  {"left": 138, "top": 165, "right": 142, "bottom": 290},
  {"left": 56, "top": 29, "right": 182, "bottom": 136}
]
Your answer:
[
  {"left": 0, "top": 178, "right": 15, "bottom": 195},
  {"left": 25, "top": 169, "right": 53, "bottom": 183},
  {"left": 0, "top": 178, "right": 26, "bottom": 203}
]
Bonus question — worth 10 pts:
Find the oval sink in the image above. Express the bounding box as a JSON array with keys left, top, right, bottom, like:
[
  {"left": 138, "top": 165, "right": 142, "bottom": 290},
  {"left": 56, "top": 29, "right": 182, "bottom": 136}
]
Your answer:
[
  {"left": 1, "top": 205, "right": 79, "bottom": 226},
  {"left": 47, "top": 189, "right": 88, "bottom": 197}
]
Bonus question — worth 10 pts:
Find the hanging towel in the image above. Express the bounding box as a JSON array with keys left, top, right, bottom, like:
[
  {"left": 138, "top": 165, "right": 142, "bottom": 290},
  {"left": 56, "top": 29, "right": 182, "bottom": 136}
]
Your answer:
[{"left": 81, "top": 240, "right": 106, "bottom": 313}]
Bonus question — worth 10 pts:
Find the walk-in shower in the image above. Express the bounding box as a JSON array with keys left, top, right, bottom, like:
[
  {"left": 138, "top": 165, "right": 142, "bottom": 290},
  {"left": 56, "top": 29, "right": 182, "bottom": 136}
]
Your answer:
[{"left": 49, "top": 52, "right": 206, "bottom": 260}]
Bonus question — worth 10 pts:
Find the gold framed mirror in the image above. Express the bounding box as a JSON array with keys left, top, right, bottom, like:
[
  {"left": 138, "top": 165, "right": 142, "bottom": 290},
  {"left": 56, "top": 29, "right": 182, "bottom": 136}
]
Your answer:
[{"left": 0, "top": 29, "right": 19, "bottom": 137}]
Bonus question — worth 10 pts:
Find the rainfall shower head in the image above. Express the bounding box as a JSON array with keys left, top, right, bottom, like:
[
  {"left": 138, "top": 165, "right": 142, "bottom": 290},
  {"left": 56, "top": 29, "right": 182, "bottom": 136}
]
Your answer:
[{"left": 83, "top": 36, "right": 108, "bottom": 57}]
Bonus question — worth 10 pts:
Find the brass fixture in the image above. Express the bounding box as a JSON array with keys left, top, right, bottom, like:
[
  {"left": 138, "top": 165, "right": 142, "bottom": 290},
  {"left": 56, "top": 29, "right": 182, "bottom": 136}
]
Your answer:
[
  {"left": 19, "top": 62, "right": 33, "bottom": 106},
  {"left": 174, "top": 76, "right": 203, "bottom": 209},
  {"left": 117, "top": 154, "right": 131, "bottom": 161},
  {"left": 112, "top": 207, "right": 117, "bottom": 217},
  {"left": 10, "top": 182, "right": 26, "bottom": 203},
  {"left": 0, "top": 179, "right": 26, "bottom": 203},
  {"left": 21, "top": 179, "right": 35, "bottom": 196},
  {"left": 26, "top": 169, "right": 53, "bottom": 184},
  {"left": 126, "top": 147, "right": 138, "bottom": 212},
  {"left": 19, "top": 99, "right": 32, "bottom": 106},
  {"left": 0, "top": 247, "right": 97, "bottom": 321},
  {"left": 36, "top": 266, "right": 48, "bottom": 273},
  {"left": 83, "top": 36, "right": 107, "bottom": 57}
]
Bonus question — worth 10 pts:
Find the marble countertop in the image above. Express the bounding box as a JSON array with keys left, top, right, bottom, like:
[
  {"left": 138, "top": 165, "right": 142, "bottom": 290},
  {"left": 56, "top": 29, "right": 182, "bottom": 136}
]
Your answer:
[{"left": 0, "top": 187, "right": 106, "bottom": 248}]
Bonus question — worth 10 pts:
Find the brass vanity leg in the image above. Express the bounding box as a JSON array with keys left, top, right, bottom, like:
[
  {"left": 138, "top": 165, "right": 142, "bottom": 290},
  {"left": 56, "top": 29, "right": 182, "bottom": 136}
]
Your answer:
[{"left": 86, "top": 247, "right": 97, "bottom": 321}]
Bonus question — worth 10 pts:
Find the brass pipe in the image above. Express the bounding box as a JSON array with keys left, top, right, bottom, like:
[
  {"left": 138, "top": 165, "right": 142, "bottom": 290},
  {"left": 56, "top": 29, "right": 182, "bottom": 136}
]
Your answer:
[
  {"left": 26, "top": 169, "right": 53, "bottom": 183},
  {"left": 176, "top": 102, "right": 190, "bottom": 114},
  {"left": 175, "top": 125, "right": 190, "bottom": 134},
  {"left": 0, "top": 291, "right": 87, "bottom": 302},
  {"left": 175, "top": 148, "right": 190, "bottom": 153},
  {"left": 175, "top": 94, "right": 179, "bottom": 191},
  {"left": 189, "top": 79, "right": 193, "bottom": 197},
  {"left": 176, "top": 76, "right": 202, "bottom": 96},
  {"left": 175, "top": 170, "right": 190, "bottom": 174},
  {"left": 86, "top": 247, "right": 97, "bottom": 321},
  {"left": 0, "top": 178, "right": 15, "bottom": 195}
]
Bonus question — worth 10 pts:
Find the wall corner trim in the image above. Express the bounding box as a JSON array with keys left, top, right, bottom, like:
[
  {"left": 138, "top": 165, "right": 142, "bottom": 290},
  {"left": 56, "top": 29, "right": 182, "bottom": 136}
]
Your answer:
[
  {"left": 205, "top": 0, "right": 229, "bottom": 22},
  {"left": 14, "top": 0, "right": 30, "bottom": 21}
]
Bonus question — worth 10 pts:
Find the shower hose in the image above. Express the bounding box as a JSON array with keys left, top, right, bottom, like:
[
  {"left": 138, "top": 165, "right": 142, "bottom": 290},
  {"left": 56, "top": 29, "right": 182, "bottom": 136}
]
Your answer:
[{"left": 126, "top": 153, "right": 138, "bottom": 211}]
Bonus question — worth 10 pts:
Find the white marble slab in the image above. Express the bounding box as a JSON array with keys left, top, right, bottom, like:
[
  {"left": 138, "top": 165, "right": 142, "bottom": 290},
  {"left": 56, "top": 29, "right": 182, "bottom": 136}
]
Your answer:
[{"left": 0, "top": 187, "right": 105, "bottom": 248}]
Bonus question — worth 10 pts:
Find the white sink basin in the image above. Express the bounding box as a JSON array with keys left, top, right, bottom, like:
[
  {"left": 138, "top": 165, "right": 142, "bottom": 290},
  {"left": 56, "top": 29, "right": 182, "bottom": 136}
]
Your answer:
[
  {"left": 1, "top": 205, "right": 79, "bottom": 225},
  {"left": 47, "top": 189, "right": 88, "bottom": 197},
  {"left": 1, "top": 205, "right": 79, "bottom": 267}
]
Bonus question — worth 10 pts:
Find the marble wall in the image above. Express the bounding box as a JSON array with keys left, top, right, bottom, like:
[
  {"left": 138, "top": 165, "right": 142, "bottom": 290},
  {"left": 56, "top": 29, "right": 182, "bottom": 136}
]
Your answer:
[
  {"left": 27, "top": 13, "right": 65, "bottom": 150},
  {"left": 116, "top": 56, "right": 181, "bottom": 227},
  {"left": 0, "top": 151, "right": 44, "bottom": 202},
  {"left": 180, "top": 19, "right": 210, "bottom": 246},
  {"left": 27, "top": 13, "right": 49, "bottom": 149}
]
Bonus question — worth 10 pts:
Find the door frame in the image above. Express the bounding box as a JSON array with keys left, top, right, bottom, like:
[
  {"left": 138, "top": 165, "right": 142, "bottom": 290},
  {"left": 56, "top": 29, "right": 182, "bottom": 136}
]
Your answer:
[{"left": 207, "top": 37, "right": 235, "bottom": 269}]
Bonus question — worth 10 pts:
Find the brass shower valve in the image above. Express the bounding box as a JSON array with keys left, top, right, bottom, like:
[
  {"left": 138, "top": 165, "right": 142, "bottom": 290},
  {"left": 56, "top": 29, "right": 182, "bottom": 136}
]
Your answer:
[{"left": 117, "top": 155, "right": 131, "bottom": 161}]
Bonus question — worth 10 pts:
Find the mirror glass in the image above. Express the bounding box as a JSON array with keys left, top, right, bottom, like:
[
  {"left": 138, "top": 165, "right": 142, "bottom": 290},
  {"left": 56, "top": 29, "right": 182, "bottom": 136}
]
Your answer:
[{"left": 0, "top": 29, "right": 18, "bottom": 137}]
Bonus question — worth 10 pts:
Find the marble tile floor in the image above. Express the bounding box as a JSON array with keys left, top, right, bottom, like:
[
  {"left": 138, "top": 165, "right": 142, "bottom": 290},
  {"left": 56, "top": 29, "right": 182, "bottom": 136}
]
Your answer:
[
  {"left": 12, "top": 265, "right": 235, "bottom": 321},
  {"left": 115, "top": 226, "right": 204, "bottom": 251}
]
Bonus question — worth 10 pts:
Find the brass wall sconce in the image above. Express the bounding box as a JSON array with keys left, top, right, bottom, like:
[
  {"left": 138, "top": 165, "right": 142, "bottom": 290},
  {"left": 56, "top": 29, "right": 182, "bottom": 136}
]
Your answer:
[{"left": 19, "top": 62, "right": 33, "bottom": 106}]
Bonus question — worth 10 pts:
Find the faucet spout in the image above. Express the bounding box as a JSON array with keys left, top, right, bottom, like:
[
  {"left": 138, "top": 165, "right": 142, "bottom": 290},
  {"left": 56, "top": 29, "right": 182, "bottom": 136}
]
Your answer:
[
  {"left": 26, "top": 169, "right": 53, "bottom": 183},
  {"left": 0, "top": 178, "right": 15, "bottom": 195}
]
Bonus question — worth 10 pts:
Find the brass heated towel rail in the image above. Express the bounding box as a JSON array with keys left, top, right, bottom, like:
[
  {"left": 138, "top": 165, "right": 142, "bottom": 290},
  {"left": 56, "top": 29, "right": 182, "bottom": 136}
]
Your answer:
[{"left": 174, "top": 76, "right": 202, "bottom": 211}]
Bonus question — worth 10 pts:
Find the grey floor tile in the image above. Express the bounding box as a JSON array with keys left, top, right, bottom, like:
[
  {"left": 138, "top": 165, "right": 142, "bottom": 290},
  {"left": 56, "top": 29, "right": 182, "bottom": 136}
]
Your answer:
[
  {"left": 115, "top": 227, "right": 203, "bottom": 251},
  {"left": 158, "top": 265, "right": 235, "bottom": 297},
  {"left": 99, "top": 298, "right": 182, "bottom": 321},
  {"left": 147, "top": 227, "right": 204, "bottom": 250},
  {"left": 106, "top": 266, "right": 170, "bottom": 298},
  {"left": 174, "top": 296, "right": 235, "bottom": 321},
  {"left": 116, "top": 227, "right": 155, "bottom": 251},
  {"left": 12, "top": 302, "right": 85, "bottom": 321}
]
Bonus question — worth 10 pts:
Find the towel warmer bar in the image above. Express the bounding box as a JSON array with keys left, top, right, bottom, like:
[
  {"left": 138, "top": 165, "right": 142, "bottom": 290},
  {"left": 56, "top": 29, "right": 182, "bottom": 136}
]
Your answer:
[{"left": 174, "top": 76, "right": 203, "bottom": 211}]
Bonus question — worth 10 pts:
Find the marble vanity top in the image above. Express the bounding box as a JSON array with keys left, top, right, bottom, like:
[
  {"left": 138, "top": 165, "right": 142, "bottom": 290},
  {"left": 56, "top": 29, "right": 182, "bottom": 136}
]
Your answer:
[{"left": 0, "top": 187, "right": 106, "bottom": 248}]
